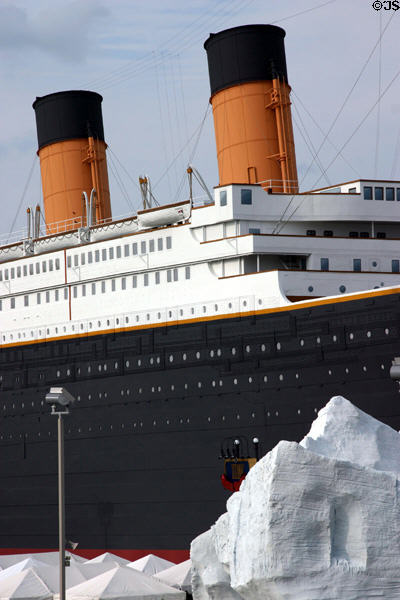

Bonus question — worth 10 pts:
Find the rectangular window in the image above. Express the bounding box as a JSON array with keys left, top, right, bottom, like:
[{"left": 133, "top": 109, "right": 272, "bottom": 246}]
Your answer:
[
  {"left": 0, "top": 271, "right": 2, "bottom": 282},
  {"left": 392, "top": 259, "right": 400, "bottom": 273},
  {"left": 73, "top": 286, "right": 77, "bottom": 298},
  {"left": 132, "top": 242, "right": 138, "bottom": 255},
  {"left": 0, "top": 300, "right": 2, "bottom": 311},
  {"left": 4, "top": 269, "right": 8, "bottom": 280},
  {"left": 37, "top": 293, "right": 41, "bottom": 304},
  {"left": 88, "top": 251, "right": 93, "bottom": 264},
  {"left": 109, "top": 247, "right": 114, "bottom": 260},
  {"left": 42, "top": 261, "right": 47, "bottom": 273},
  {"left": 82, "top": 285, "right": 86, "bottom": 297},
  {"left": 55, "top": 289, "right": 59, "bottom": 301},
  {"left": 349, "top": 231, "right": 359, "bottom": 238},
  {"left": 67, "top": 256, "right": 71, "bottom": 268},
  {"left": 220, "top": 190, "right": 227, "bottom": 206},
  {"left": 23, "top": 265, "right": 27, "bottom": 276},
  {"left": 360, "top": 231, "right": 369, "bottom": 238},
  {"left": 323, "top": 230, "right": 333, "bottom": 237},
  {"left": 241, "top": 189, "right": 252, "bottom": 205},
  {"left": 124, "top": 244, "right": 130, "bottom": 257},
  {"left": 10, "top": 297, "right": 15, "bottom": 309},
  {"left": 121, "top": 277, "right": 126, "bottom": 290},
  {"left": 81, "top": 253, "right": 85, "bottom": 265},
  {"left": 64, "top": 288, "right": 68, "bottom": 300},
  {"left": 91, "top": 283, "right": 96, "bottom": 295},
  {"left": 140, "top": 241, "right": 146, "bottom": 254},
  {"left": 173, "top": 268, "right": 178, "bottom": 281},
  {"left": 17, "top": 266, "right": 21, "bottom": 278},
  {"left": 166, "top": 236, "right": 172, "bottom": 249},
  {"left": 155, "top": 272, "right": 160, "bottom": 284},
  {"left": 364, "top": 186, "right": 372, "bottom": 200},
  {"left": 320, "top": 258, "right": 329, "bottom": 271},
  {"left": 46, "top": 291, "right": 50, "bottom": 303},
  {"left": 353, "top": 258, "right": 361, "bottom": 272},
  {"left": 132, "top": 275, "right": 137, "bottom": 288},
  {"left": 29, "top": 264, "right": 33, "bottom": 275},
  {"left": 167, "top": 270, "right": 172, "bottom": 282},
  {"left": 116, "top": 246, "right": 121, "bottom": 258},
  {"left": 149, "top": 239, "right": 155, "bottom": 252},
  {"left": 377, "top": 231, "right": 386, "bottom": 239},
  {"left": 101, "top": 281, "right": 106, "bottom": 293},
  {"left": 55, "top": 258, "right": 60, "bottom": 270},
  {"left": 49, "top": 259, "right": 53, "bottom": 271},
  {"left": 95, "top": 250, "right": 100, "bottom": 262},
  {"left": 386, "top": 187, "right": 395, "bottom": 201},
  {"left": 306, "top": 230, "right": 316, "bottom": 236},
  {"left": 102, "top": 249, "right": 107, "bottom": 261},
  {"left": 249, "top": 228, "right": 260, "bottom": 234},
  {"left": 24, "top": 295, "right": 29, "bottom": 307},
  {"left": 348, "top": 187, "right": 357, "bottom": 193},
  {"left": 397, "top": 188, "right": 400, "bottom": 201},
  {"left": 111, "top": 279, "right": 116, "bottom": 291},
  {"left": 185, "top": 266, "right": 191, "bottom": 279},
  {"left": 375, "top": 186, "right": 383, "bottom": 200},
  {"left": 144, "top": 273, "right": 149, "bottom": 286},
  {"left": 74, "top": 255, "right": 79, "bottom": 267},
  {"left": 10, "top": 268, "right": 15, "bottom": 279},
  {"left": 157, "top": 238, "right": 163, "bottom": 251}
]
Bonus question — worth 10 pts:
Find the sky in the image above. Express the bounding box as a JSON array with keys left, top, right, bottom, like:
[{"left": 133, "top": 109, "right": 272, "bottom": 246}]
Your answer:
[{"left": 0, "top": 0, "right": 399, "bottom": 237}]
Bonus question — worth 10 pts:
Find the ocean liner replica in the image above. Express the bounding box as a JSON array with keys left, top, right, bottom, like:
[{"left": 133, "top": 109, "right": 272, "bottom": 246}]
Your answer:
[{"left": 0, "top": 24, "right": 399, "bottom": 561}]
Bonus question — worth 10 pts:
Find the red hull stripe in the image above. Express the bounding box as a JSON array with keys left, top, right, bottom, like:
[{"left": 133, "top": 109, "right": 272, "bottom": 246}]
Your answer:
[{"left": 0, "top": 548, "right": 190, "bottom": 563}]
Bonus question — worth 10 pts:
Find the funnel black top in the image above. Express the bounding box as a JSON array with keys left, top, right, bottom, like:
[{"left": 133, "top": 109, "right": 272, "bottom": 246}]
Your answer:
[
  {"left": 204, "top": 24, "right": 288, "bottom": 96},
  {"left": 33, "top": 90, "right": 104, "bottom": 150}
]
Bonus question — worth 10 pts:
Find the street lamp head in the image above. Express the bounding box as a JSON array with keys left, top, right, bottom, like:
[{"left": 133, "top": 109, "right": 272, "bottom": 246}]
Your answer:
[{"left": 45, "top": 387, "right": 76, "bottom": 408}]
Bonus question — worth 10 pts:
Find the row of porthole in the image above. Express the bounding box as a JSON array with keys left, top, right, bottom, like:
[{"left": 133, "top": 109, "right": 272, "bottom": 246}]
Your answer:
[
  {"left": 0, "top": 412, "right": 259, "bottom": 440},
  {"left": 267, "top": 407, "right": 319, "bottom": 417}
]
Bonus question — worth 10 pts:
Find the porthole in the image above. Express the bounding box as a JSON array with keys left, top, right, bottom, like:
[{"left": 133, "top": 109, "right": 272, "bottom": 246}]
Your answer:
[
  {"left": 138, "top": 359, "right": 142, "bottom": 366},
  {"left": 77, "top": 395, "right": 81, "bottom": 401},
  {"left": 252, "top": 412, "right": 256, "bottom": 418},
  {"left": 125, "top": 317, "right": 129, "bottom": 324},
  {"left": 219, "top": 380, "right": 223, "bottom": 386},
  {"left": 381, "top": 364, "right": 385, "bottom": 370},
  {"left": 98, "top": 321, "right": 101, "bottom": 327},
  {"left": 349, "top": 333, "right": 354, "bottom": 340},
  {"left": 210, "top": 350, "right": 214, "bottom": 358},
  {"left": 228, "top": 302, "right": 232, "bottom": 309},
  {"left": 385, "top": 328, "right": 389, "bottom": 335},
  {"left": 107, "top": 320, "right": 110, "bottom": 326},
  {"left": 276, "top": 342, "right": 281, "bottom": 350},
  {"left": 157, "top": 386, "right": 161, "bottom": 392},
  {"left": 196, "top": 351, "right": 200, "bottom": 359},
  {"left": 308, "top": 286, "right": 314, "bottom": 292},
  {"left": 316, "top": 337, "right": 321, "bottom": 344},
  {"left": 151, "top": 387, "right": 155, "bottom": 393},
  {"left": 245, "top": 345, "right": 250, "bottom": 353},
  {"left": 104, "top": 392, "right": 107, "bottom": 398},
  {"left": 126, "top": 360, "right": 130, "bottom": 367},
  {"left": 146, "top": 314, "right": 150, "bottom": 321},
  {"left": 171, "top": 384, "right": 175, "bottom": 390},
  {"left": 275, "top": 411, "right": 279, "bottom": 416},
  {"left": 300, "top": 339, "right": 304, "bottom": 347},
  {"left": 363, "top": 366, "right": 367, "bottom": 372},
  {"left": 56, "top": 370, "right": 60, "bottom": 377},
  {"left": 297, "top": 409, "right": 301, "bottom": 415},
  {"left": 88, "top": 394, "right": 91, "bottom": 400},
  {"left": 345, "top": 368, "right": 349, "bottom": 374},
  {"left": 263, "top": 375, "right": 268, "bottom": 382},
  {"left": 157, "top": 312, "right": 161, "bottom": 319},
  {"left": 367, "top": 331, "right": 371, "bottom": 338},
  {"left": 169, "top": 355, "right": 174, "bottom": 363},
  {"left": 88, "top": 366, "right": 91, "bottom": 373},
  {"left": 217, "top": 348, "right": 222, "bottom": 356},
  {"left": 116, "top": 318, "right": 120, "bottom": 325},
  {"left": 339, "top": 285, "right": 346, "bottom": 293},
  {"left": 156, "top": 357, "right": 161, "bottom": 364},
  {"left": 150, "top": 357, "right": 154, "bottom": 365},
  {"left": 207, "top": 417, "right": 211, "bottom": 422},
  {"left": 121, "top": 389, "right": 124, "bottom": 396},
  {"left": 314, "top": 408, "right": 318, "bottom": 413},
  {"left": 328, "top": 369, "right": 332, "bottom": 375},
  {"left": 139, "top": 388, "right": 142, "bottom": 394},
  {"left": 243, "top": 300, "right": 247, "bottom": 307},
  {"left": 295, "top": 373, "right": 299, "bottom": 379},
  {"left": 127, "top": 389, "right": 130, "bottom": 395},
  {"left": 212, "top": 380, "right": 216, "bottom": 387},
  {"left": 236, "top": 414, "right": 240, "bottom": 420},
  {"left": 248, "top": 376, "right": 252, "bottom": 383},
  {"left": 179, "top": 309, "right": 183, "bottom": 316},
  {"left": 214, "top": 304, "right": 218, "bottom": 311},
  {"left": 332, "top": 335, "right": 337, "bottom": 342},
  {"left": 258, "top": 299, "right": 262, "bottom": 305},
  {"left": 279, "top": 374, "right": 283, "bottom": 381},
  {"left": 184, "top": 383, "right": 188, "bottom": 389},
  {"left": 267, "top": 412, "right": 270, "bottom": 417},
  {"left": 114, "top": 362, "right": 118, "bottom": 369},
  {"left": 198, "top": 382, "right": 202, "bottom": 388},
  {"left": 104, "top": 364, "right": 107, "bottom": 371},
  {"left": 234, "top": 378, "right": 238, "bottom": 385},
  {"left": 231, "top": 347, "right": 236, "bottom": 355},
  {"left": 98, "top": 365, "right": 102, "bottom": 372},
  {"left": 261, "top": 344, "right": 266, "bottom": 352}
]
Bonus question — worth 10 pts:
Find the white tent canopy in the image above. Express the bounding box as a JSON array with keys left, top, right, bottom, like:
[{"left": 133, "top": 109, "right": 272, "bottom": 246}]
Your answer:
[
  {"left": 83, "top": 554, "right": 129, "bottom": 566},
  {"left": 76, "top": 563, "right": 120, "bottom": 581},
  {"left": 156, "top": 560, "right": 192, "bottom": 593},
  {"left": 0, "top": 558, "right": 85, "bottom": 591},
  {"left": 0, "top": 553, "right": 84, "bottom": 570},
  {"left": 128, "top": 555, "right": 175, "bottom": 576},
  {"left": 64, "top": 566, "right": 185, "bottom": 600},
  {"left": 0, "top": 567, "right": 52, "bottom": 600}
]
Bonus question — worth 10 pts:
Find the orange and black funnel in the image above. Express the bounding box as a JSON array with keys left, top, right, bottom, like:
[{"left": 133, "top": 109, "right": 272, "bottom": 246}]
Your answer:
[
  {"left": 33, "top": 90, "right": 112, "bottom": 233},
  {"left": 204, "top": 25, "right": 298, "bottom": 193}
]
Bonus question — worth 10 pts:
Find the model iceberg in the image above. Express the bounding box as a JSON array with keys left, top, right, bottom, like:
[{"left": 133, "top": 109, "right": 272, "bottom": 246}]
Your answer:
[{"left": 191, "top": 396, "right": 400, "bottom": 599}]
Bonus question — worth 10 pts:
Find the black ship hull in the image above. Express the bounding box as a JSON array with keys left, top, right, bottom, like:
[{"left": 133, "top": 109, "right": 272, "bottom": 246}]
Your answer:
[{"left": 0, "top": 288, "right": 399, "bottom": 560}]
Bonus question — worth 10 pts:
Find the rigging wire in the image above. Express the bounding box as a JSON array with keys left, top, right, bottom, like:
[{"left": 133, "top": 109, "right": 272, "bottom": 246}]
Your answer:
[
  {"left": 272, "top": 11, "right": 396, "bottom": 234},
  {"left": 275, "top": 63, "right": 400, "bottom": 234},
  {"left": 107, "top": 151, "right": 136, "bottom": 212},
  {"left": 154, "top": 51, "right": 173, "bottom": 199},
  {"left": 390, "top": 124, "right": 400, "bottom": 178},
  {"left": 292, "top": 104, "right": 330, "bottom": 187},
  {"left": 292, "top": 92, "right": 360, "bottom": 178},
  {"left": 374, "top": 10, "right": 383, "bottom": 177},
  {"left": 6, "top": 155, "right": 37, "bottom": 242},
  {"left": 270, "top": 0, "right": 338, "bottom": 24}
]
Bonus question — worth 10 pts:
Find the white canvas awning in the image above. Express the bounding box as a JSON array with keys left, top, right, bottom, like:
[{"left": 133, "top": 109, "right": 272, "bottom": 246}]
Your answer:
[
  {"left": 127, "top": 555, "right": 175, "bottom": 576},
  {"left": 156, "top": 560, "right": 192, "bottom": 593},
  {"left": 0, "top": 567, "right": 52, "bottom": 600}
]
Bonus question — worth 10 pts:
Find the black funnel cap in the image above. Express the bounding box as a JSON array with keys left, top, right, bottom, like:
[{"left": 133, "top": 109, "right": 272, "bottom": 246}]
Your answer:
[
  {"left": 33, "top": 90, "right": 105, "bottom": 150},
  {"left": 204, "top": 24, "right": 288, "bottom": 96}
]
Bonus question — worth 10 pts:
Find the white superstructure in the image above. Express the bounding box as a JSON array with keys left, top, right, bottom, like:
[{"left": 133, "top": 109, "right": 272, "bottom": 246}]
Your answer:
[{"left": 0, "top": 179, "right": 399, "bottom": 346}]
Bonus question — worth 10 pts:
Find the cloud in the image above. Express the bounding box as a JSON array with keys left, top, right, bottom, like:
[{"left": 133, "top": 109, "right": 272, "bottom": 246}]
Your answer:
[{"left": 0, "top": 1, "right": 109, "bottom": 62}]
